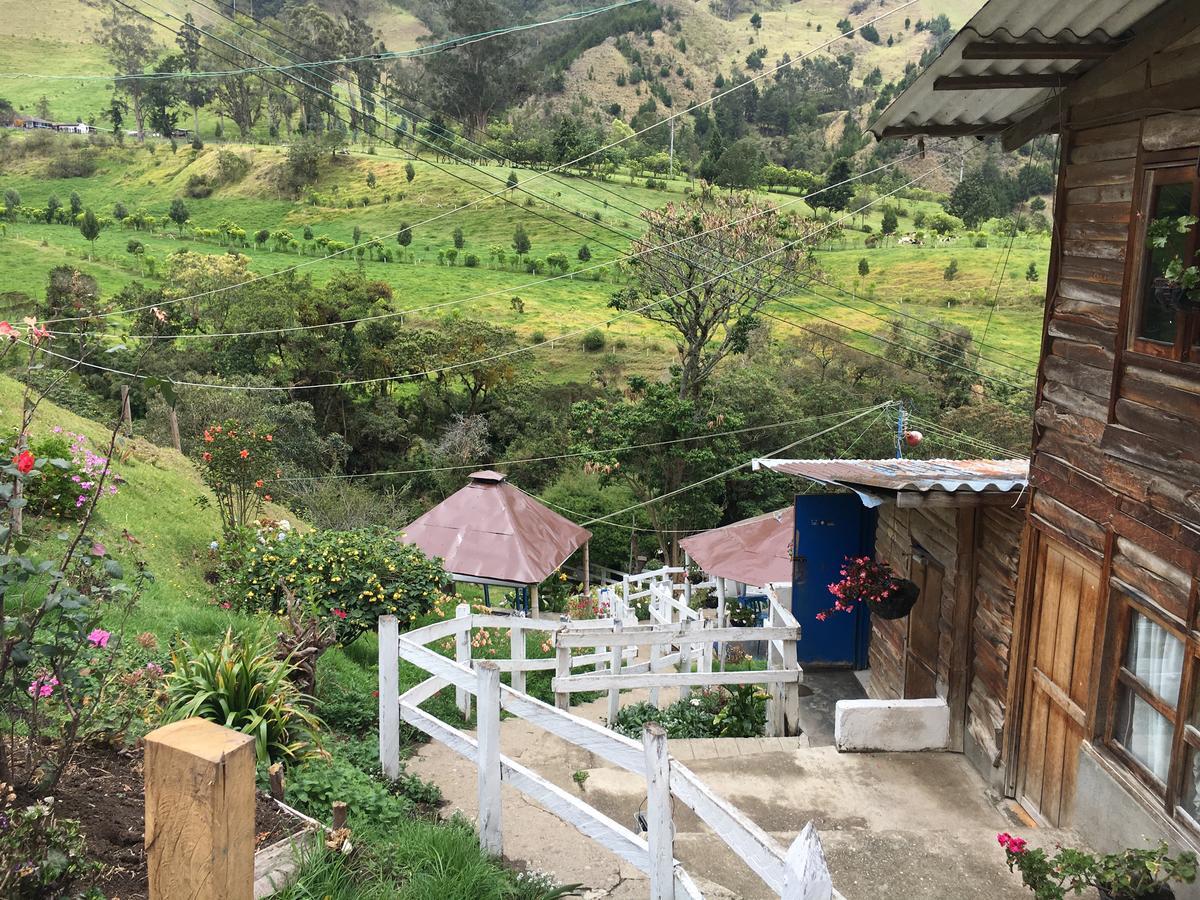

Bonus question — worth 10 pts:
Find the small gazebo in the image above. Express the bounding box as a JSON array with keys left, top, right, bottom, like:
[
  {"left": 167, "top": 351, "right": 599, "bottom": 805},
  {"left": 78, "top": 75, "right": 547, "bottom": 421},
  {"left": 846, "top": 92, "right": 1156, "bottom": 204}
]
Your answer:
[{"left": 401, "top": 470, "right": 591, "bottom": 615}]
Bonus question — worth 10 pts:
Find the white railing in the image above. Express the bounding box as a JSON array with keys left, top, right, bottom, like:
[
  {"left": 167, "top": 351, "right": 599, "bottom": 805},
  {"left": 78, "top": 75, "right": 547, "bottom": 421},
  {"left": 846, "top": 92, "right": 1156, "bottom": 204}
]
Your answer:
[{"left": 379, "top": 609, "right": 838, "bottom": 900}]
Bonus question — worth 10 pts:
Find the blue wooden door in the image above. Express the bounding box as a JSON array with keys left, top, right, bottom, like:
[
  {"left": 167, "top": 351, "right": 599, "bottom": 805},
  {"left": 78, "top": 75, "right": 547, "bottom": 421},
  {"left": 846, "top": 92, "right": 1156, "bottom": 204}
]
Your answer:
[{"left": 791, "top": 494, "right": 873, "bottom": 667}]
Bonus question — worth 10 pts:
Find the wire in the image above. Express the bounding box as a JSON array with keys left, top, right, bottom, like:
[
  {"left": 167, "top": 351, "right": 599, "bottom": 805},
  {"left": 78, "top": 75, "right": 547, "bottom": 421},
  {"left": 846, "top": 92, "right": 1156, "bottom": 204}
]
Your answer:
[
  {"left": 0, "top": 0, "right": 647, "bottom": 79},
  {"left": 275, "top": 406, "right": 882, "bottom": 481},
  {"left": 580, "top": 404, "right": 891, "bottom": 525}
]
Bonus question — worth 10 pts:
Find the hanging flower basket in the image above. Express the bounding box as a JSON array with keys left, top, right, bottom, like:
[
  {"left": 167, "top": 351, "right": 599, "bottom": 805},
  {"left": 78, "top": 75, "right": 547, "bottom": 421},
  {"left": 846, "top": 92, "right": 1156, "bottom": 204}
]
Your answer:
[
  {"left": 817, "top": 557, "right": 920, "bottom": 622},
  {"left": 871, "top": 578, "right": 920, "bottom": 620}
]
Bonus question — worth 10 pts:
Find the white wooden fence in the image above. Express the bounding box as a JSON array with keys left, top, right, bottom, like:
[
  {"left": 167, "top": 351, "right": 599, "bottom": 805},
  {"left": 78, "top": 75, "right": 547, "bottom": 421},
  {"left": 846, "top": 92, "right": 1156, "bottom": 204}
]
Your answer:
[{"left": 379, "top": 609, "right": 839, "bottom": 900}]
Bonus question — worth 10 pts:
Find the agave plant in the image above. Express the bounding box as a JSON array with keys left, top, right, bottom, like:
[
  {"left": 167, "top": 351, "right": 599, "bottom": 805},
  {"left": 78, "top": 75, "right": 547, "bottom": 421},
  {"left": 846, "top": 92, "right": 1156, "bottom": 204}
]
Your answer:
[{"left": 164, "top": 628, "right": 323, "bottom": 764}]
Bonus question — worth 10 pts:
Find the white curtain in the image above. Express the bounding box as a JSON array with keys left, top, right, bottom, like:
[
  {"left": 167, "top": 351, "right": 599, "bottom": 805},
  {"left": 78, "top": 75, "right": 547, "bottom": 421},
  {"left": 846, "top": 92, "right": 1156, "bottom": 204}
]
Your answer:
[{"left": 1123, "top": 614, "right": 1184, "bottom": 783}]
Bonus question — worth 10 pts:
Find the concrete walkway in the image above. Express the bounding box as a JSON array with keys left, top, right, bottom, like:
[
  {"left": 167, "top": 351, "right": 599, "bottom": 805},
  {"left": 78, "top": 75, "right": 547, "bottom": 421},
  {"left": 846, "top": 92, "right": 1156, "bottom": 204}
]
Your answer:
[{"left": 405, "top": 680, "right": 1078, "bottom": 898}]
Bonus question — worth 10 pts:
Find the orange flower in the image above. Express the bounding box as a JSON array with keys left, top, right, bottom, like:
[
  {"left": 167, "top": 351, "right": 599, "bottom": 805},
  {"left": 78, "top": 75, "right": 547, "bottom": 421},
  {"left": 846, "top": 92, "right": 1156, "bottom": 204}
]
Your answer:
[
  {"left": 264, "top": 434, "right": 273, "bottom": 442},
  {"left": 239, "top": 449, "right": 249, "bottom": 459},
  {"left": 255, "top": 479, "right": 264, "bottom": 488},
  {"left": 204, "top": 430, "right": 213, "bottom": 442},
  {"left": 263, "top": 494, "right": 272, "bottom": 501}
]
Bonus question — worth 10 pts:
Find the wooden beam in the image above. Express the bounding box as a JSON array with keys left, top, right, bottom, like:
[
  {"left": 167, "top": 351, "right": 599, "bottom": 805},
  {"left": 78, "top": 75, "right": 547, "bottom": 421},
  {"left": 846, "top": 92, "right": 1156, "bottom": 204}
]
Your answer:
[
  {"left": 961, "top": 42, "right": 1121, "bottom": 61},
  {"left": 934, "top": 74, "right": 1074, "bottom": 91},
  {"left": 880, "top": 123, "right": 1011, "bottom": 139}
]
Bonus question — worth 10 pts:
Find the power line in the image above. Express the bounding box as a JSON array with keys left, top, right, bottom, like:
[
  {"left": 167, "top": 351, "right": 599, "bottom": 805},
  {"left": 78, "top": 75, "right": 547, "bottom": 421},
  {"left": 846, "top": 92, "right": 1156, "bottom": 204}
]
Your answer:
[{"left": 0, "top": 0, "right": 646, "bottom": 79}]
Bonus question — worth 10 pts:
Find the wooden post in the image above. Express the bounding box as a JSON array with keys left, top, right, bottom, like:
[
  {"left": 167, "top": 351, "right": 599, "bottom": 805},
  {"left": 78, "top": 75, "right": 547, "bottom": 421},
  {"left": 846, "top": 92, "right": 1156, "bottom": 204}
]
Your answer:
[
  {"left": 767, "top": 602, "right": 784, "bottom": 738},
  {"left": 456, "top": 603, "right": 472, "bottom": 720},
  {"left": 607, "top": 617, "right": 623, "bottom": 726},
  {"left": 168, "top": 405, "right": 182, "bottom": 452},
  {"left": 717, "top": 578, "right": 728, "bottom": 672},
  {"left": 510, "top": 623, "right": 526, "bottom": 695},
  {"left": 379, "top": 614, "right": 401, "bottom": 779},
  {"left": 622, "top": 574, "right": 630, "bottom": 621},
  {"left": 555, "top": 614, "right": 571, "bottom": 711},
  {"left": 781, "top": 822, "right": 833, "bottom": 900},
  {"left": 679, "top": 618, "right": 693, "bottom": 701},
  {"left": 642, "top": 722, "right": 674, "bottom": 900},
  {"left": 119, "top": 384, "right": 133, "bottom": 437},
  {"left": 145, "top": 718, "right": 255, "bottom": 900},
  {"left": 530, "top": 584, "right": 540, "bottom": 618},
  {"left": 583, "top": 540, "right": 591, "bottom": 599},
  {"left": 476, "top": 660, "right": 502, "bottom": 856}
]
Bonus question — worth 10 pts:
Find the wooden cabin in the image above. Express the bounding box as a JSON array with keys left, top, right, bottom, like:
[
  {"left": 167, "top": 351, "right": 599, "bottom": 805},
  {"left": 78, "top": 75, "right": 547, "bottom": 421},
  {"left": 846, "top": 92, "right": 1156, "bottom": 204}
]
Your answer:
[
  {"left": 757, "top": 458, "right": 1028, "bottom": 786},
  {"left": 872, "top": 0, "right": 1200, "bottom": 860}
]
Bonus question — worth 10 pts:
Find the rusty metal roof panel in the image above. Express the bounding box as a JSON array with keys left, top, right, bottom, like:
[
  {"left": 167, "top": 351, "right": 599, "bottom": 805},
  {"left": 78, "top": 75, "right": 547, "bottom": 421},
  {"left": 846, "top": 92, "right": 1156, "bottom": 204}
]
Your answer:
[
  {"left": 753, "top": 458, "right": 1029, "bottom": 493},
  {"left": 679, "top": 506, "right": 794, "bottom": 589},
  {"left": 869, "top": 0, "right": 1169, "bottom": 140},
  {"left": 401, "top": 472, "right": 591, "bottom": 585}
]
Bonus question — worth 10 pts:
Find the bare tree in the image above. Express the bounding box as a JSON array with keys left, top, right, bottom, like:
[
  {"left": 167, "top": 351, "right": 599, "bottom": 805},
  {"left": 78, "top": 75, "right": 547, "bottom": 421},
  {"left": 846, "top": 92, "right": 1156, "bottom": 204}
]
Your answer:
[{"left": 610, "top": 193, "right": 819, "bottom": 399}]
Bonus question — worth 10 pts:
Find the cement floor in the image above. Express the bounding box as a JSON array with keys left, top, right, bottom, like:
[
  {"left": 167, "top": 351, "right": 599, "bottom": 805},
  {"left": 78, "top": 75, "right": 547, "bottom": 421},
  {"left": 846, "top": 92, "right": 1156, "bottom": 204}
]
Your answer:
[{"left": 405, "top": 682, "right": 1080, "bottom": 898}]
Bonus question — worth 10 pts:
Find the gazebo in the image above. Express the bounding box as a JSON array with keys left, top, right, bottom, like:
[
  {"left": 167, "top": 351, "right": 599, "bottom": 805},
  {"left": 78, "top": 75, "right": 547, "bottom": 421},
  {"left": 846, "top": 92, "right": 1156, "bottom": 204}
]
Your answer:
[{"left": 401, "top": 470, "right": 591, "bottom": 615}]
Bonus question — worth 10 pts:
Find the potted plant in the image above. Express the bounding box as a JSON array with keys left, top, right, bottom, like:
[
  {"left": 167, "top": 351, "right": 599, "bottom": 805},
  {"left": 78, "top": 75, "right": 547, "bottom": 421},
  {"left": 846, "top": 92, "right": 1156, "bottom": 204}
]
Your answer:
[
  {"left": 816, "top": 556, "right": 919, "bottom": 622},
  {"left": 1148, "top": 214, "right": 1200, "bottom": 311},
  {"left": 999, "top": 833, "right": 1197, "bottom": 900}
]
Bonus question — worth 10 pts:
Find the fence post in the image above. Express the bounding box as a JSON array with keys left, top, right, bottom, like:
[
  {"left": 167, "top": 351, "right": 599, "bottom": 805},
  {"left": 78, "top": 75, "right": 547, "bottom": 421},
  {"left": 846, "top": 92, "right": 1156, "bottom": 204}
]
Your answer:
[
  {"left": 767, "top": 602, "right": 784, "bottom": 738},
  {"left": 642, "top": 722, "right": 674, "bottom": 900},
  {"left": 716, "top": 578, "right": 728, "bottom": 672},
  {"left": 530, "top": 584, "right": 540, "bottom": 618},
  {"left": 168, "top": 405, "right": 182, "bottom": 452},
  {"left": 555, "top": 614, "right": 571, "bottom": 711},
  {"left": 781, "top": 822, "right": 833, "bottom": 900},
  {"left": 476, "top": 660, "right": 503, "bottom": 857},
  {"left": 145, "top": 718, "right": 255, "bottom": 900},
  {"left": 607, "top": 617, "right": 623, "bottom": 726},
  {"left": 649, "top": 585, "right": 662, "bottom": 708},
  {"left": 510, "top": 623, "right": 526, "bottom": 695},
  {"left": 782, "top": 623, "right": 801, "bottom": 738},
  {"left": 379, "top": 614, "right": 401, "bottom": 779},
  {"left": 622, "top": 574, "right": 630, "bottom": 621},
  {"left": 679, "top": 617, "right": 692, "bottom": 702},
  {"left": 456, "top": 603, "right": 472, "bottom": 720}
]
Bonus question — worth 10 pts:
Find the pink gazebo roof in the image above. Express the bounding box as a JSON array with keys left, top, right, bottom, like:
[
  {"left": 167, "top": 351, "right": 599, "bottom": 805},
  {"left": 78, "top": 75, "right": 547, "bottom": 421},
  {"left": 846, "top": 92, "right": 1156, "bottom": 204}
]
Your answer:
[
  {"left": 679, "top": 506, "right": 795, "bottom": 588},
  {"left": 401, "top": 471, "right": 591, "bottom": 586}
]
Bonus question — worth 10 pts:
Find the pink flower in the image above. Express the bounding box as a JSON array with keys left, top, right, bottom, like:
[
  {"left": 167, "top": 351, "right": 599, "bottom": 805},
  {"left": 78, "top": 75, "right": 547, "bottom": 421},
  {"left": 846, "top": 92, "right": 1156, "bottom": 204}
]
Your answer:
[
  {"left": 0, "top": 321, "right": 18, "bottom": 341},
  {"left": 28, "top": 675, "right": 58, "bottom": 699},
  {"left": 331, "top": 608, "right": 347, "bottom": 620},
  {"left": 997, "top": 833, "right": 1027, "bottom": 854},
  {"left": 22, "top": 318, "right": 50, "bottom": 344},
  {"left": 87, "top": 628, "right": 111, "bottom": 649}
]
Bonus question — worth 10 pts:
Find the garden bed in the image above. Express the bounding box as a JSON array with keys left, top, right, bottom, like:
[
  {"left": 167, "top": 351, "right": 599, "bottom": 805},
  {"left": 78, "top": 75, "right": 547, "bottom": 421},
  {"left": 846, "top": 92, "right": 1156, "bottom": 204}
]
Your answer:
[{"left": 47, "top": 741, "right": 308, "bottom": 899}]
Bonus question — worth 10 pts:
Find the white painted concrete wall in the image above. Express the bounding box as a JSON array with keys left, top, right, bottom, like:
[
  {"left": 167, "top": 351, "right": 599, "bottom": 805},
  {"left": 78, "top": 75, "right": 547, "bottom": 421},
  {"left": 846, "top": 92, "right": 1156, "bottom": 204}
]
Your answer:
[{"left": 834, "top": 698, "right": 950, "bottom": 752}]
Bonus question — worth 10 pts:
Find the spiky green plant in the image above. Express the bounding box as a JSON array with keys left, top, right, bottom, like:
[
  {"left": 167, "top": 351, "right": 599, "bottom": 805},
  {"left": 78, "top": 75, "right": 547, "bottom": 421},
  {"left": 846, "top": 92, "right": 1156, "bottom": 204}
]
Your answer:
[{"left": 164, "top": 628, "right": 323, "bottom": 764}]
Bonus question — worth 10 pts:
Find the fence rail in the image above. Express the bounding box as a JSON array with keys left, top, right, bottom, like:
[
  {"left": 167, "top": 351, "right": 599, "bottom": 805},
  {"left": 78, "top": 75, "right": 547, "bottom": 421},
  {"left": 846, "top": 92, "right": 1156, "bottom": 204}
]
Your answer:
[{"left": 379, "top": 609, "right": 838, "bottom": 899}]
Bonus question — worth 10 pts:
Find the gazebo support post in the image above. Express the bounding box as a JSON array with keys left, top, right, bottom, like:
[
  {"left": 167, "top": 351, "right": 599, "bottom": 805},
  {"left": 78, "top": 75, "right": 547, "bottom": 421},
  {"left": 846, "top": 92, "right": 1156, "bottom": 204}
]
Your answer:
[
  {"left": 530, "top": 584, "right": 540, "bottom": 618},
  {"left": 717, "top": 578, "right": 728, "bottom": 672},
  {"left": 455, "top": 603, "right": 472, "bottom": 719},
  {"left": 583, "top": 540, "right": 590, "bottom": 598}
]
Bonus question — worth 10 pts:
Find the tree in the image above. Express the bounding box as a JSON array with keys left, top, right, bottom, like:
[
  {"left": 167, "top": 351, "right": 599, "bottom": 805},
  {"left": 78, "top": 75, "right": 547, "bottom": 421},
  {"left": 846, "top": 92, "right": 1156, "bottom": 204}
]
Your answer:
[
  {"left": 749, "top": 12, "right": 762, "bottom": 30},
  {"left": 144, "top": 54, "right": 184, "bottom": 142},
  {"left": 397, "top": 222, "right": 412, "bottom": 251},
  {"left": 814, "top": 159, "right": 854, "bottom": 211},
  {"left": 512, "top": 224, "right": 531, "bottom": 258},
  {"left": 578, "top": 244, "right": 592, "bottom": 262},
  {"left": 452, "top": 226, "right": 464, "bottom": 250},
  {"left": 95, "top": 0, "right": 156, "bottom": 141},
  {"left": 405, "top": 161, "right": 415, "bottom": 183},
  {"left": 1030, "top": 196, "right": 1046, "bottom": 212},
  {"left": 506, "top": 170, "right": 518, "bottom": 192},
  {"left": 2, "top": 189, "right": 18, "bottom": 221},
  {"left": 45, "top": 195, "right": 62, "bottom": 224},
  {"left": 175, "top": 13, "right": 213, "bottom": 138},
  {"left": 69, "top": 192, "right": 83, "bottom": 218},
  {"left": 714, "top": 138, "right": 762, "bottom": 191},
  {"left": 860, "top": 23, "right": 881, "bottom": 43},
  {"left": 943, "top": 258, "right": 959, "bottom": 281},
  {"left": 35, "top": 95, "right": 51, "bottom": 120},
  {"left": 1025, "top": 262, "right": 1038, "bottom": 282},
  {"left": 611, "top": 194, "right": 818, "bottom": 399},
  {"left": 881, "top": 208, "right": 899, "bottom": 241},
  {"left": 858, "top": 258, "right": 870, "bottom": 277},
  {"left": 79, "top": 210, "right": 102, "bottom": 258},
  {"left": 169, "top": 198, "right": 190, "bottom": 235},
  {"left": 945, "top": 161, "right": 1011, "bottom": 228}
]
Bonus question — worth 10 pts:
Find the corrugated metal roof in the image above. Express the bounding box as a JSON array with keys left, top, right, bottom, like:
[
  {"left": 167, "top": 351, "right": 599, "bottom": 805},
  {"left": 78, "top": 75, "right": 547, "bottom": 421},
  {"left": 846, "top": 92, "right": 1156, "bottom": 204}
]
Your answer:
[
  {"left": 753, "top": 458, "right": 1028, "bottom": 493},
  {"left": 869, "top": 0, "right": 1168, "bottom": 141},
  {"left": 679, "top": 506, "right": 794, "bottom": 588},
  {"left": 401, "top": 472, "right": 591, "bottom": 586}
]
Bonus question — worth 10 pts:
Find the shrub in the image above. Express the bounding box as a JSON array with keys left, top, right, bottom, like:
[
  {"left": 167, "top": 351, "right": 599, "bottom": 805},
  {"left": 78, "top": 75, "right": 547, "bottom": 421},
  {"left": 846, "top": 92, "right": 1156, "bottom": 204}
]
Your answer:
[
  {"left": 610, "top": 685, "right": 766, "bottom": 738},
  {"left": 185, "top": 173, "right": 213, "bottom": 198},
  {"left": 24, "top": 430, "right": 121, "bottom": 519},
  {"left": 581, "top": 328, "right": 606, "bottom": 352},
  {"left": 464, "top": 253, "right": 479, "bottom": 267},
  {"left": 227, "top": 528, "right": 449, "bottom": 644},
  {"left": 943, "top": 258, "right": 959, "bottom": 281},
  {"left": 193, "top": 420, "right": 278, "bottom": 534},
  {"left": 215, "top": 149, "right": 249, "bottom": 184},
  {"left": 165, "top": 628, "right": 323, "bottom": 764},
  {"left": 45, "top": 150, "right": 97, "bottom": 179},
  {"left": 0, "top": 795, "right": 104, "bottom": 899}
]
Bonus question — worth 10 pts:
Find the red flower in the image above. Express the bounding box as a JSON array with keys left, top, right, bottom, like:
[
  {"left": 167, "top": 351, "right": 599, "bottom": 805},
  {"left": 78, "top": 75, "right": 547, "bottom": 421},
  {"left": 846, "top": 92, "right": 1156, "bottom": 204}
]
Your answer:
[
  {"left": 264, "top": 434, "right": 273, "bottom": 442},
  {"left": 239, "top": 449, "right": 249, "bottom": 459},
  {"left": 202, "top": 451, "right": 212, "bottom": 462},
  {"left": 331, "top": 608, "right": 347, "bottom": 620},
  {"left": 204, "top": 430, "right": 213, "bottom": 443},
  {"left": 13, "top": 450, "right": 34, "bottom": 474},
  {"left": 263, "top": 494, "right": 271, "bottom": 501},
  {"left": 255, "top": 479, "right": 264, "bottom": 488}
]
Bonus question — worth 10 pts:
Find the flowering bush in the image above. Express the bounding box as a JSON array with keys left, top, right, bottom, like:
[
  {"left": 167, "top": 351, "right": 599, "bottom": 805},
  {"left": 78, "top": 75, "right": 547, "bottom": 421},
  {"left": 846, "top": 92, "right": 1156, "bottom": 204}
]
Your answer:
[
  {"left": 194, "top": 420, "right": 278, "bottom": 534},
  {"left": 817, "top": 556, "right": 907, "bottom": 621},
  {"left": 0, "top": 790, "right": 104, "bottom": 899},
  {"left": 24, "top": 430, "right": 122, "bottom": 519},
  {"left": 225, "top": 528, "right": 450, "bottom": 644},
  {"left": 999, "top": 834, "right": 1197, "bottom": 900},
  {"left": 610, "top": 686, "right": 766, "bottom": 739}
]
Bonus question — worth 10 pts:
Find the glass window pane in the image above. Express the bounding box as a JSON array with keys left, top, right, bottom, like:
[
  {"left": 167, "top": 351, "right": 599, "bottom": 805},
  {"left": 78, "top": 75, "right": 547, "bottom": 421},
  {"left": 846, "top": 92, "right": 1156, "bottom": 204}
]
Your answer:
[
  {"left": 1183, "top": 746, "right": 1200, "bottom": 819},
  {"left": 1138, "top": 180, "right": 1195, "bottom": 344},
  {"left": 1115, "top": 686, "right": 1173, "bottom": 784},
  {"left": 1124, "top": 612, "right": 1184, "bottom": 706}
]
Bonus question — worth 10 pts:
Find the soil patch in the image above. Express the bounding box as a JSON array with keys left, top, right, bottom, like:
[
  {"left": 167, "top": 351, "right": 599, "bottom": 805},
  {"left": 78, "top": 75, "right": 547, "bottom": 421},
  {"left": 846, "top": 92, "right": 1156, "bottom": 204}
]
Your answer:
[{"left": 50, "top": 741, "right": 304, "bottom": 899}]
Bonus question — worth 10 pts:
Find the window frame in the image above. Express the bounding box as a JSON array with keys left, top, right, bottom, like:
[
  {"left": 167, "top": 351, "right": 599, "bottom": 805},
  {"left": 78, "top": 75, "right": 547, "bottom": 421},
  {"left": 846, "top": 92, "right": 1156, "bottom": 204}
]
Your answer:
[
  {"left": 1126, "top": 153, "right": 1200, "bottom": 363},
  {"left": 1104, "top": 584, "right": 1200, "bottom": 837}
]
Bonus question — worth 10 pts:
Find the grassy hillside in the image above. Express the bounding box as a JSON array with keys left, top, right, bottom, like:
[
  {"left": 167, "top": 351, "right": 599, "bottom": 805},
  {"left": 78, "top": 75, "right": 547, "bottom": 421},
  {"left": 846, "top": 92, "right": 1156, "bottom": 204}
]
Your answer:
[
  {"left": 0, "top": 133, "right": 1048, "bottom": 384},
  {"left": 0, "top": 374, "right": 303, "bottom": 642}
]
